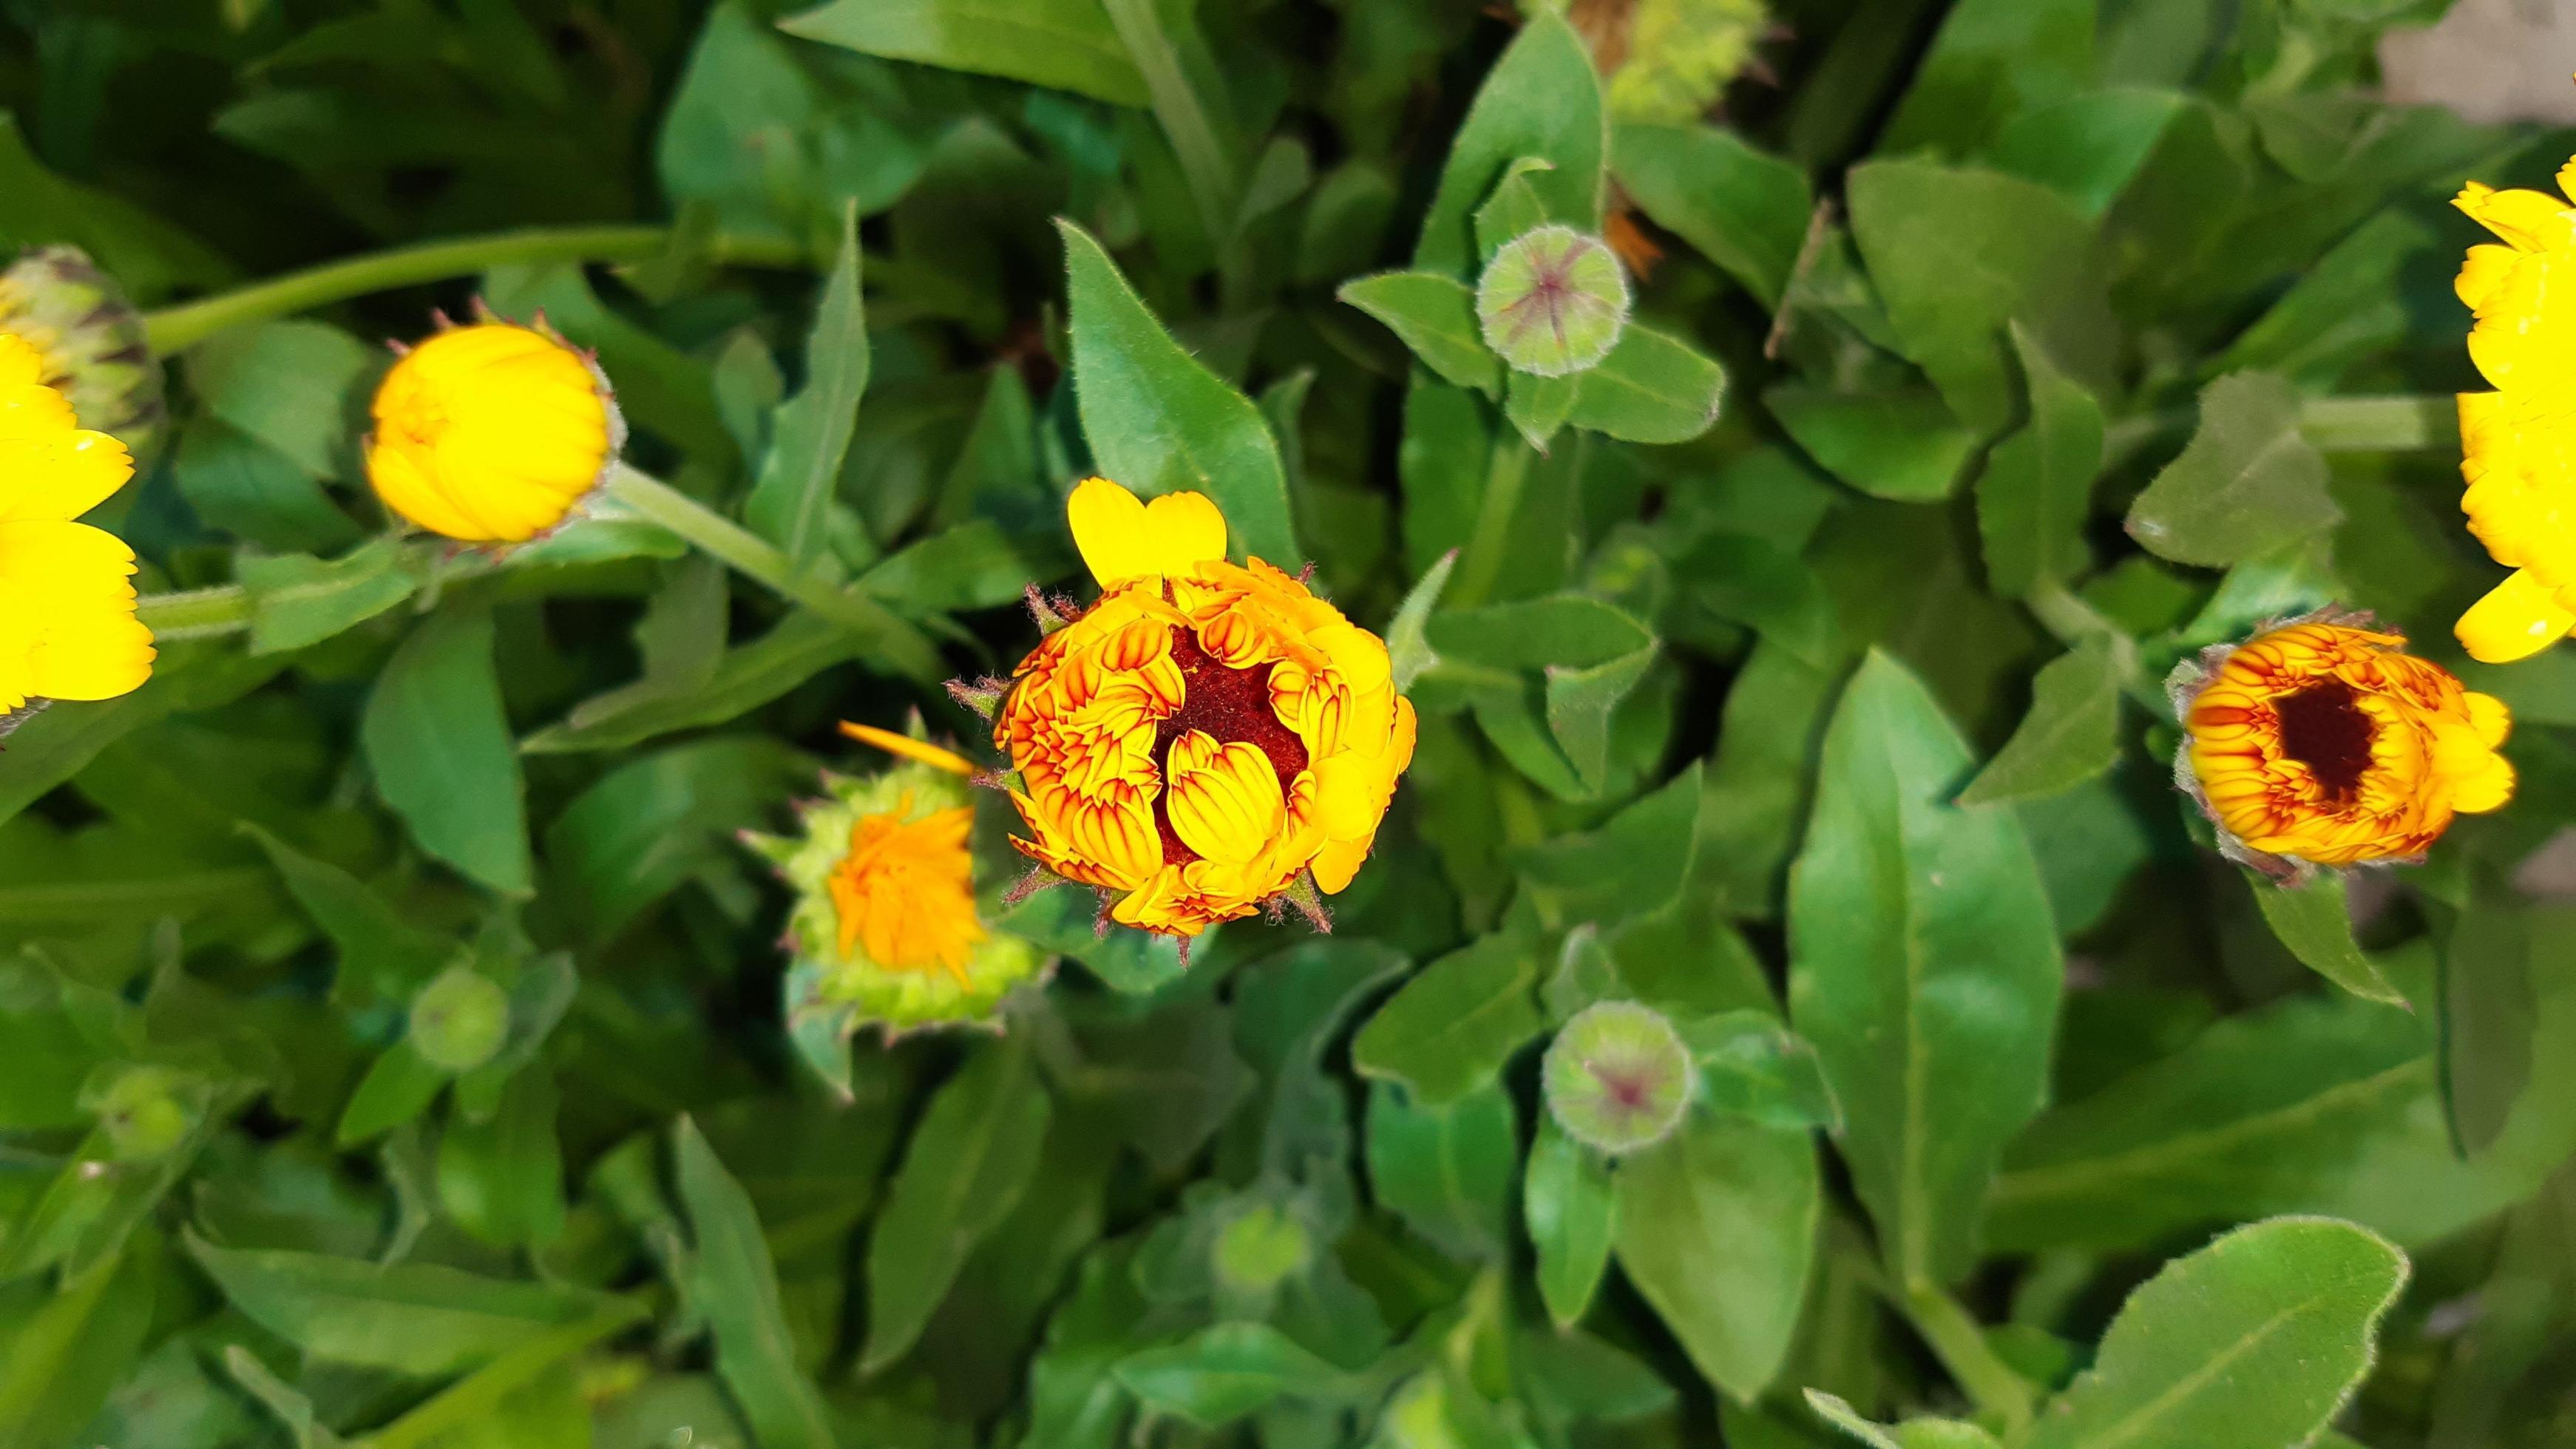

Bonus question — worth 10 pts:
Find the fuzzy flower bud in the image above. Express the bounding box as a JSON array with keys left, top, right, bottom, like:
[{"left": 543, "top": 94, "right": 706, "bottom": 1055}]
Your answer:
[
  {"left": 1542, "top": 1000, "right": 1694, "bottom": 1153},
  {"left": 0, "top": 247, "right": 165, "bottom": 460},
  {"left": 367, "top": 316, "right": 623, "bottom": 543},
  {"left": 1476, "top": 225, "right": 1631, "bottom": 376},
  {"left": 410, "top": 966, "right": 511, "bottom": 1073}
]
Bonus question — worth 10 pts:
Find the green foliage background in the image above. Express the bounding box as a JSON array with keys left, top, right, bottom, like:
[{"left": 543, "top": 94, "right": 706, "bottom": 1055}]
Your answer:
[{"left": 2, "top": 0, "right": 2574, "bottom": 1445}]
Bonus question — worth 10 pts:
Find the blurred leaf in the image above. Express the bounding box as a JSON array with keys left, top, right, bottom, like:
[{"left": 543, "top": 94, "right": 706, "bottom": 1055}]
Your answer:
[
  {"left": 1681, "top": 1011, "right": 1842, "bottom": 1132},
  {"left": 1365, "top": 1079, "right": 1516, "bottom": 1261},
  {"left": 438, "top": 1067, "right": 566, "bottom": 1249},
  {"left": 864, "top": 1041, "right": 1053, "bottom": 1371},
  {"left": 546, "top": 737, "right": 810, "bottom": 938},
  {"left": 523, "top": 611, "right": 861, "bottom": 754},
  {"left": 1058, "top": 219, "right": 1297, "bottom": 564},
  {"left": 1976, "top": 323, "right": 2106, "bottom": 598},
  {"left": 336, "top": 1040, "right": 450, "bottom": 1148},
  {"left": 2248, "top": 873, "right": 2404, "bottom": 1005},
  {"left": 1985, "top": 89, "right": 2186, "bottom": 218},
  {"left": 2024, "top": 1217, "right": 2406, "bottom": 1449},
  {"left": 2125, "top": 373, "right": 2341, "bottom": 568},
  {"left": 0, "top": 112, "right": 233, "bottom": 302},
  {"left": 1956, "top": 639, "right": 2123, "bottom": 807},
  {"left": 1352, "top": 928, "right": 1545, "bottom": 1104},
  {"left": 674, "top": 1117, "right": 837, "bottom": 1449},
  {"left": 1789, "top": 652, "right": 2063, "bottom": 1285},
  {"left": 1880, "top": 0, "right": 2097, "bottom": 155},
  {"left": 186, "top": 321, "right": 374, "bottom": 478},
  {"left": 1338, "top": 271, "right": 1503, "bottom": 396},
  {"left": 1114, "top": 1323, "right": 1349, "bottom": 1428},
  {"left": 1613, "top": 1115, "right": 1818, "bottom": 1401},
  {"left": 1613, "top": 123, "right": 1812, "bottom": 306},
  {"left": 0, "top": 1233, "right": 157, "bottom": 1445},
  {"left": 362, "top": 606, "right": 531, "bottom": 895},
  {"left": 1806, "top": 1392, "right": 2002, "bottom": 1448},
  {"left": 1565, "top": 325, "right": 1726, "bottom": 445},
  {"left": 1525, "top": 1117, "right": 1616, "bottom": 1328},
  {"left": 1411, "top": 13, "right": 1603, "bottom": 276},
  {"left": 173, "top": 419, "right": 362, "bottom": 555},
  {"left": 781, "top": 0, "right": 1149, "bottom": 108},
  {"left": 239, "top": 539, "right": 421, "bottom": 655},
  {"left": 748, "top": 208, "right": 869, "bottom": 566},
  {"left": 1769, "top": 387, "right": 1977, "bottom": 502}
]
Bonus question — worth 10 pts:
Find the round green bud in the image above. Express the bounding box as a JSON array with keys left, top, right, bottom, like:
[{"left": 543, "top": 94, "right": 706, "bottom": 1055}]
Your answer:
[
  {"left": 1214, "top": 1204, "right": 1310, "bottom": 1294},
  {"left": 90, "top": 1065, "right": 192, "bottom": 1161},
  {"left": 1542, "top": 1000, "right": 1694, "bottom": 1154},
  {"left": 410, "top": 966, "right": 511, "bottom": 1073},
  {"left": 1475, "top": 225, "right": 1630, "bottom": 376},
  {"left": 0, "top": 247, "right": 165, "bottom": 458}
]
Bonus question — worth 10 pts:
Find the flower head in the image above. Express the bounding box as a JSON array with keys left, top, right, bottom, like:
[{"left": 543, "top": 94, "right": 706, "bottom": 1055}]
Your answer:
[
  {"left": 367, "top": 316, "right": 623, "bottom": 544},
  {"left": 0, "top": 246, "right": 164, "bottom": 459},
  {"left": 744, "top": 724, "right": 1043, "bottom": 1051},
  {"left": 0, "top": 333, "right": 153, "bottom": 711},
  {"left": 2172, "top": 614, "right": 2512, "bottom": 875},
  {"left": 2450, "top": 168, "right": 2576, "bottom": 661},
  {"left": 992, "top": 478, "right": 1417, "bottom": 938}
]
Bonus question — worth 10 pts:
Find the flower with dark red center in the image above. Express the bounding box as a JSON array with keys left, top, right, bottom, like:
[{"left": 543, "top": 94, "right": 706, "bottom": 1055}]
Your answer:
[{"left": 992, "top": 478, "right": 1417, "bottom": 938}]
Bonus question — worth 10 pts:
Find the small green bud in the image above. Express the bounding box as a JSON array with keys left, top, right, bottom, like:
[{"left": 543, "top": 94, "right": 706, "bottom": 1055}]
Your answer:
[
  {"left": 1542, "top": 1000, "right": 1694, "bottom": 1153},
  {"left": 1476, "top": 225, "right": 1630, "bottom": 376},
  {"left": 1214, "top": 1204, "right": 1310, "bottom": 1294},
  {"left": 410, "top": 966, "right": 510, "bottom": 1073},
  {"left": 89, "top": 1065, "right": 193, "bottom": 1161},
  {"left": 0, "top": 247, "right": 165, "bottom": 458}
]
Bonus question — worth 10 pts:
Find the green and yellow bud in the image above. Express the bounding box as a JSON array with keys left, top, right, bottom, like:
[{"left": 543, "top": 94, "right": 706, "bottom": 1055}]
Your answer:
[
  {"left": 1477, "top": 225, "right": 1631, "bottom": 376},
  {"left": 410, "top": 965, "right": 512, "bottom": 1073},
  {"left": 0, "top": 246, "right": 166, "bottom": 459},
  {"left": 1542, "top": 999, "right": 1695, "bottom": 1153}
]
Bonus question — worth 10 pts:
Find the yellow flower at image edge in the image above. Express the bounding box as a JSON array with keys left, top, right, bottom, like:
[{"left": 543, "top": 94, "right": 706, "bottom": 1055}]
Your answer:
[
  {"left": 994, "top": 478, "right": 1417, "bottom": 938},
  {"left": 2174, "top": 615, "right": 2512, "bottom": 875},
  {"left": 0, "top": 333, "right": 153, "bottom": 713},
  {"left": 367, "top": 318, "right": 623, "bottom": 544},
  {"left": 743, "top": 725, "right": 1041, "bottom": 1045},
  {"left": 2449, "top": 167, "right": 2576, "bottom": 661}
]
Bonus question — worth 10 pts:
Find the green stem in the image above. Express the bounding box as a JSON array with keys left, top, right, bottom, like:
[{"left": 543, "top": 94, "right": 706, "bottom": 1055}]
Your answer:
[
  {"left": 142, "top": 224, "right": 807, "bottom": 353},
  {"left": 1448, "top": 435, "right": 1533, "bottom": 608},
  {"left": 1097, "top": 0, "right": 1238, "bottom": 253},
  {"left": 600, "top": 464, "right": 943, "bottom": 681},
  {"left": 1900, "top": 1280, "right": 2036, "bottom": 1437},
  {"left": 134, "top": 584, "right": 254, "bottom": 640},
  {"left": 353, "top": 1297, "right": 652, "bottom": 1449},
  {"left": 2299, "top": 393, "right": 2458, "bottom": 453}
]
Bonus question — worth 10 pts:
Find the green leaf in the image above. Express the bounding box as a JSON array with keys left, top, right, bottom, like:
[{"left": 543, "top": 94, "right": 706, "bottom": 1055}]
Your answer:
[
  {"left": 0, "top": 113, "right": 231, "bottom": 304},
  {"left": 336, "top": 1039, "right": 450, "bottom": 1149},
  {"left": 0, "top": 1235, "right": 158, "bottom": 1445},
  {"left": 2025, "top": 1217, "right": 2407, "bottom": 1449},
  {"left": 2124, "top": 373, "right": 2342, "bottom": 568},
  {"left": 864, "top": 1040, "right": 1053, "bottom": 1370},
  {"left": 1565, "top": 324, "right": 1726, "bottom": 445},
  {"left": 1365, "top": 1079, "right": 1517, "bottom": 1261},
  {"left": 1411, "top": 13, "right": 1604, "bottom": 276},
  {"left": 544, "top": 737, "right": 810, "bottom": 938},
  {"left": 1612, "top": 122, "right": 1812, "bottom": 306},
  {"left": 1525, "top": 1117, "right": 1617, "bottom": 1328},
  {"left": 1806, "top": 1392, "right": 2004, "bottom": 1448},
  {"left": 1880, "top": 0, "right": 2095, "bottom": 155},
  {"left": 238, "top": 539, "right": 421, "bottom": 655},
  {"left": 1386, "top": 549, "right": 1458, "bottom": 692},
  {"left": 2214, "top": 210, "right": 2444, "bottom": 384},
  {"left": 1845, "top": 159, "right": 2113, "bottom": 433},
  {"left": 1339, "top": 271, "right": 1504, "bottom": 396},
  {"left": 1426, "top": 594, "right": 1653, "bottom": 673},
  {"left": 1788, "top": 652, "right": 2064, "bottom": 1285},
  {"left": 1547, "top": 644, "right": 1658, "bottom": 793},
  {"left": 1114, "top": 1323, "right": 1348, "bottom": 1428},
  {"left": 673, "top": 1117, "right": 837, "bottom": 1449},
  {"left": 1057, "top": 219, "right": 1298, "bottom": 565},
  {"left": 747, "top": 207, "right": 868, "bottom": 567},
  {"left": 781, "top": 0, "right": 1148, "bottom": 108},
  {"left": 1681, "top": 1011, "right": 1842, "bottom": 1132},
  {"left": 185, "top": 320, "right": 375, "bottom": 478},
  {"left": 361, "top": 607, "right": 531, "bottom": 895},
  {"left": 522, "top": 610, "right": 861, "bottom": 754},
  {"left": 1976, "top": 323, "right": 2106, "bottom": 597},
  {"left": 1769, "top": 386, "right": 1979, "bottom": 502},
  {"left": 1352, "top": 929, "right": 1546, "bottom": 1104},
  {"left": 173, "top": 418, "right": 362, "bottom": 556},
  {"left": 240, "top": 823, "right": 451, "bottom": 1002},
  {"left": 437, "top": 1068, "right": 566, "bottom": 1249},
  {"left": 1985, "top": 88, "right": 2186, "bottom": 219},
  {"left": 2248, "top": 873, "right": 2405, "bottom": 1005},
  {"left": 1612, "top": 1115, "right": 1819, "bottom": 1401},
  {"left": 1956, "top": 639, "right": 2123, "bottom": 807},
  {"left": 184, "top": 1232, "right": 615, "bottom": 1377}
]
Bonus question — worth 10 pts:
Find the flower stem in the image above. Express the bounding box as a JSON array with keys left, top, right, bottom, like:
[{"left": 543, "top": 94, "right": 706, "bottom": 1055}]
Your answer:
[
  {"left": 141, "top": 224, "right": 809, "bottom": 353},
  {"left": 1899, "top": 1280, "right": 2036, "bottom": 1437},
  {"left": 1097, "top": 0, "right": 1238, "bottom": 257},
  {"left": 135, "top": 583, "right": 254, "bottom": 640},
  {"left": 2299, "top": 394, "right": 2457, "bottom": 453},
  {"left": 1448, "top": 435, "right": 1533, "bottom": 609},
  {"left": 600, "top": 465, "right": 944, "bottom": 682}
]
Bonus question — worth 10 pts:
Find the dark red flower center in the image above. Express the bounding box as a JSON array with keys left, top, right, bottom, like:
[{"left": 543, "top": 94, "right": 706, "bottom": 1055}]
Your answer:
[
  {"left": 1150, "top": 631, "right": 1309, "bottom": 869},
  {"left": 2276, "top": 680, "right": 2376, "bottom": 801}
]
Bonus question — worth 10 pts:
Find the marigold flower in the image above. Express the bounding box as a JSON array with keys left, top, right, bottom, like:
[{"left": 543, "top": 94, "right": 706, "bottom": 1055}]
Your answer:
[
  {"left": 367, "top": 317, "right": 623, "bottom": 544},
  {"left": 0, "top": 333, "right": 153, "bottom": 712},
  {"left": 992, "top": 478, "right": 1417, "bottom": 938},
  {"left": 0, "top": 246, "right": 165, "bottom": 459},
  {"left": 2172, "top": 614, "right": 2512, "bottom": 875},
  {"left": 742, "top": 724, "right": 1043, "bottom": 1042},
  {"left": 2449, "top": 168, "right": 2576, "bottom": 661}
]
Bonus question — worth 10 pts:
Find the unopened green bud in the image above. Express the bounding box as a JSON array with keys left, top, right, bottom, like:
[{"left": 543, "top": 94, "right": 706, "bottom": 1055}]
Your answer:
[
  {"left": 1601, "top": 0, "right": 1767, "bottom": 126},
  {"left": 1215, "top": 1204, "right": 1311, "bottom": 1294},
  {"left": 1476, "top": 225, "right": 1630, "bottom": 376},
  {"left": 0, "top": 247, "right": 165, "bottom": 458},
  {"left": 1542, "top": 1000, "right": 1693, "bottom": 1153},
  {"left": 89, "top": 1065, "right": 194, "bottom": 1161},
  {"left": 410, "top": 966, "right": 510, "bottom": 1073}
]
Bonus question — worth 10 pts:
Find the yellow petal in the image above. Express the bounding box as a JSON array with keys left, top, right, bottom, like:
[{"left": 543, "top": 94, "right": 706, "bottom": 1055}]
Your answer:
[
  {"left": 1310, "top": 833, "right": 1373, "bottom": 894},
  {"left": 2455, "top": 183, "right": 2576, "bottom": 251},
  {"left": 2465, "top": 690, "right": 2513, "bottom": 750},
  {"left": 2458, "top": 568, "right": 2576, "bottom": 662},
  {"left": 2453, "top": 753, "right": 2517, "bottom": 814},
  {"left": 0, "top": 520, "right": 152, "bottom": 702},
  {"left": 1067, "top": 476, "right": 1227, "bottom": 587},
  {"left": 0, "top": 335, "right": 44, "bottom": 390},
  {"left": 840, "top": 722, "right": 977, "bottom": 776},
  {"left": 0, "top": 429, "right": 132, "bottom": 523},
  {"left": 0, "top": 383, "right": 77, "bottom": 443},
  {"left": 2457, "top": 243, "right": 2524, "bottom": 312},
  {"left": 1165, "top": 728, "right": 1286, "bottom": 865}
]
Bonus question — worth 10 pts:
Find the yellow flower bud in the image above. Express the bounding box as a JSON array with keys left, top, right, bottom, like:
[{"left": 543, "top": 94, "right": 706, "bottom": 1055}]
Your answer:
[
  {"left": 991, "top": 477, "right": 1417, "bottom": 939},
  {"left": 2173, "top": 614, "right": 2513, "bottom": 878},
  {"left": 0, "top": 246, "right": 165, "bottom": 460},
  {"left": 366, "top": 318, "right": 623, "bottom": 543},
  {"left": 0, "top": 333, "right": 153, "bottom": 713}
]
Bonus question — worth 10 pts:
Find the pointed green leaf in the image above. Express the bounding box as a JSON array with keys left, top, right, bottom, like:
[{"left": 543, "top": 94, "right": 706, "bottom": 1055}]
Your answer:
[
  {"left": 1956, "top": 639, "right": 2123, "bottom": 807},
  {"left": 2125, "top": 373, "right": 2341, "bottom": 567},
  {"left": 1411, "top": 13, "right": 1604, "bottom": 275},
  {"left": 748, "top": 206, "right": 868, "bottom": 566},
  {"left": 361, "top": 606, "right": 531, "bottom": 895},
  {"left": 1340, "top": 271, "right": 1505, "bottom": 397},
  {"left": 2248, "top": 873, "right": 2405, "bottom": 1005},
  {"left": 673, "top": 1116, "right": 836, "bottom": 1449},
  {"left": 1613, "top": 1115, "right": 1819, "bottom": 1401},
  {"left": 1565, "top": 323, "right": 1726, "bottom": 444},
  {"left": 1526, "top": 1118, "right": 1617, "bottom": 1328},
  {"left": 1613, "top": 122, "right": 1812, "bottom": 306},
  {"left": 778, "top": 0, "right": 1148, "bottom": 107},
  {"left": 1352, "top": 929, "right": 1546, "bottom": 1104},
  {"left": 1977, "top": 323, "right": 2106, "bottom": 597}
]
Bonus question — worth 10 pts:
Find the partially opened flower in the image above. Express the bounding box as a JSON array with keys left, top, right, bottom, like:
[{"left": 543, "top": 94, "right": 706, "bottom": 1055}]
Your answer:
[
  {"left": 991, "top": 478, "right": 1417, "bottom": 939},
  {"left": 0, "top": 333, "right": 154, "bottom": 713},
  {"left": 2172, "top": 614, "right": 2512, "bottom": 877},
  {"left": 367, "top": 315, "right": 623, "bottom": 543},
  {"left": 742, "top": 724, "right": 1043, "bottom": 1052},
  {"left": 2450, "top": 168, "right": 2576, "bottom": 661}
]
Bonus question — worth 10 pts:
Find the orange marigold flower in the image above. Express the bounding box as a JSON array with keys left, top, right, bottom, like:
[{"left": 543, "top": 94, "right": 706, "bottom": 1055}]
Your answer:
[
  {"left": 367, "top": 316, "right": 623, "bottom": 544},
  {"left": 2172, "top": 614, "right": 2513, "bottom": 876},
  {"left": 991, "top": 478, "right": 1417, "bottom": 938}
]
